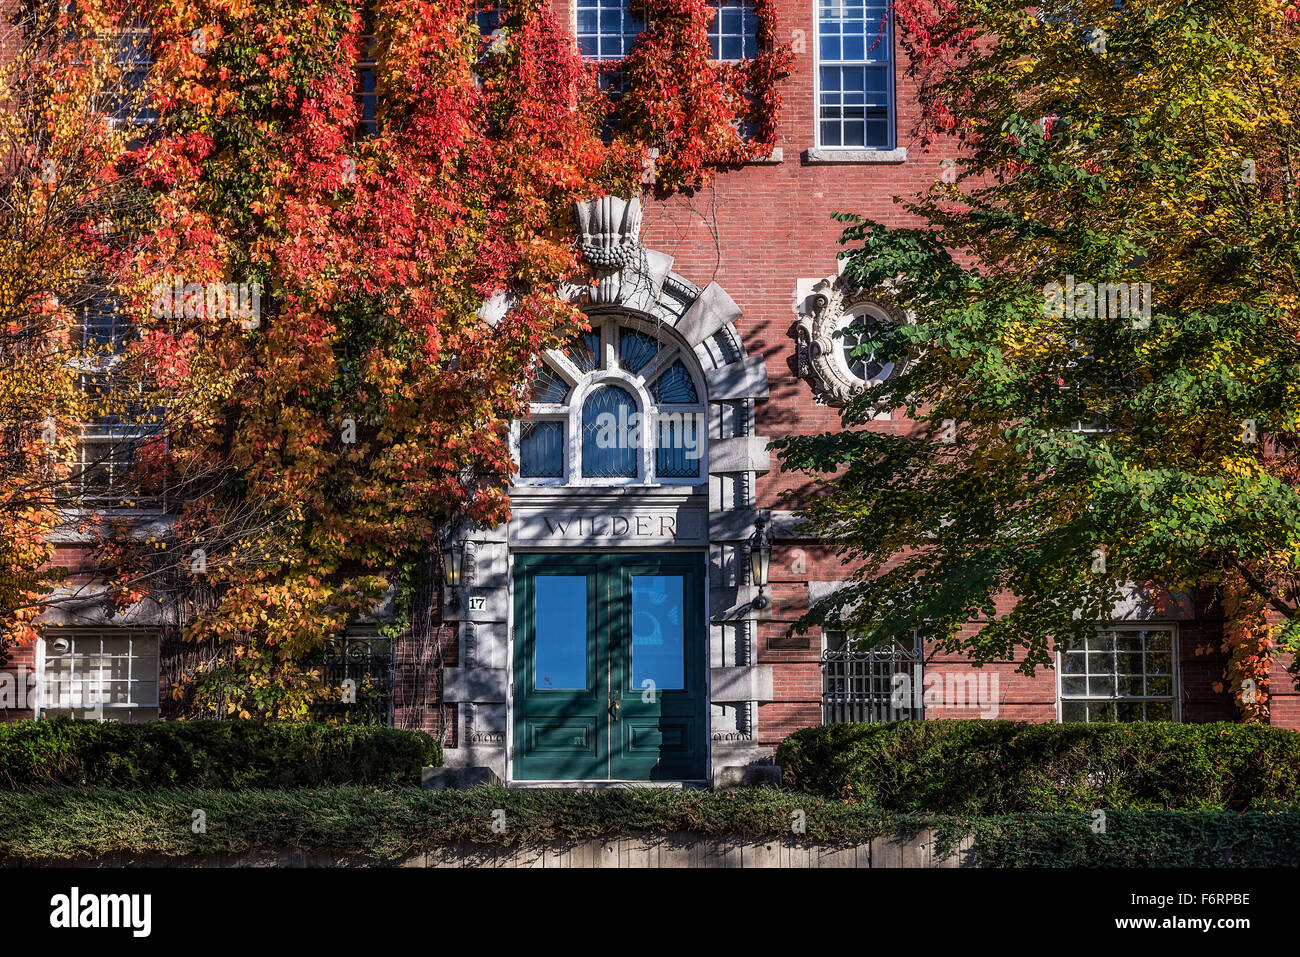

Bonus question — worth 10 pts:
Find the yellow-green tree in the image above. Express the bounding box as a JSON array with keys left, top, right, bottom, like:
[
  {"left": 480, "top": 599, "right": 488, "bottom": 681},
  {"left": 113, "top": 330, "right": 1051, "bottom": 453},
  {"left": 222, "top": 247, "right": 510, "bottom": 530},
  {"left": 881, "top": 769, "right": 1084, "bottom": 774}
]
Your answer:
[
  {"left": 777, "top": 0, "right": 1300, "bottom": 718},
  {"left": 0, "top": 2, "right": 154, "bottom": 650}
]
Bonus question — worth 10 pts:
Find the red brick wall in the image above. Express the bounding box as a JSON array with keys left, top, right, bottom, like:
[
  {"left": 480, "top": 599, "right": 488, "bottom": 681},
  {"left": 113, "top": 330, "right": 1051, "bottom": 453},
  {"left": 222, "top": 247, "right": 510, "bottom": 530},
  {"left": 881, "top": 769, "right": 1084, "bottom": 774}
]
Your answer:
[
  {"left": 1, "top": 2, "right": 1279, "bottom": 741},
  {"left": 595, "top": 1, "right": 1255, "bottom": 735}
]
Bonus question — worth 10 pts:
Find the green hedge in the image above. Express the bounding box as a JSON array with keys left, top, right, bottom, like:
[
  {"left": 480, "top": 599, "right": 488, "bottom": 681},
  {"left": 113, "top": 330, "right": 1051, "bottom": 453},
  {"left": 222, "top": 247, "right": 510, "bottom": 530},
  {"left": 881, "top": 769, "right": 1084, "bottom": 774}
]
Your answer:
[
  {"left": 946, "top": 811, "right": 1300, "bottom": 867},
  {"left": 775, "top": 720, "right": 1300, "bottom": 812},
  {"left": 0, "top": 720, "right": 440, "bottom": 789},
  {"left": 1, "top": 786, "right": 1297, "bottom": 867}
]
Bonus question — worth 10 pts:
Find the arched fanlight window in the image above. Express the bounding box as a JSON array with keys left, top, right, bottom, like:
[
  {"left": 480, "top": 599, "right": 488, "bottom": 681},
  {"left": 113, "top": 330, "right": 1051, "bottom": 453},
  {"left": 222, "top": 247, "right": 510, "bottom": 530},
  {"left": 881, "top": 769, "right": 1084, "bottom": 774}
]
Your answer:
[{"left": 515, "top": 317, "right": 708, "bottom": 486}]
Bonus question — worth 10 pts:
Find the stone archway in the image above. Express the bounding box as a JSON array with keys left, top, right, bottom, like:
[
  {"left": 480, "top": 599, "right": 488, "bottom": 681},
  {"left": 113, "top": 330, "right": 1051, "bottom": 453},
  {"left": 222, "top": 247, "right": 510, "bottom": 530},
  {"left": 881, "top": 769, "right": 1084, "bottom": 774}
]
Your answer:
[{"left": 438, "top": 196, "right": 776, "bottom": 786}]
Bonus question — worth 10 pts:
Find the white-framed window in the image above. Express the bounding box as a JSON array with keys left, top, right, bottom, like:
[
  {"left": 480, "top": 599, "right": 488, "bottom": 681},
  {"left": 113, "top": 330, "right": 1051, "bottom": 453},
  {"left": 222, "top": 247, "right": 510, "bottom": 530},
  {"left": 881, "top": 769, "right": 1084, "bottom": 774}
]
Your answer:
[
  {"left": 71, "top": 369, "right": 155, "bottom": 506},
  {"left": 815, "top": 0, "right": 894, "bottom": 149},
  {"left": 1056, "top": 624, "right": 1178, "bottom": 722},
  {"left": 39, "top": 631, "right": 160, "bottom": 722},
  {"left": 107, "top": 24, "right": 158, "bottom": 127},
  {"left": 575, "top": 0, "right": 645, "bottom": 60},
  {"left": 710, "top": 0, "right": 759, "bottom": 61},
  {"left": 514, "top": 317, "right": 707, "bottom": 487}
]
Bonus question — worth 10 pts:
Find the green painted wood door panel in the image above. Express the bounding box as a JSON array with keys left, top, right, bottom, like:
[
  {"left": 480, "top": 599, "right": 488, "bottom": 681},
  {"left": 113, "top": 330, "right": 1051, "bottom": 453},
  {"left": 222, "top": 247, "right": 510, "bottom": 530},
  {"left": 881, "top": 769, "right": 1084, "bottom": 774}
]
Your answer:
[{"left": 513, "top": 553, "right": 706, "bottom": 781}]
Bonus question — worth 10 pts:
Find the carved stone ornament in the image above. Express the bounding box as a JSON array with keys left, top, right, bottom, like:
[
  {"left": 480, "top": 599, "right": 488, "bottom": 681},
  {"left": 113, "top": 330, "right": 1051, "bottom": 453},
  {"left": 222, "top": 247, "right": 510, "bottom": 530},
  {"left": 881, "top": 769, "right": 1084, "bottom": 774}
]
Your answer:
[
  {"left": 574, "top": 195, "right": 644, "bottom": 305},
  {"left": 795, "top": 274, "right": 912, "bottom": 407}
]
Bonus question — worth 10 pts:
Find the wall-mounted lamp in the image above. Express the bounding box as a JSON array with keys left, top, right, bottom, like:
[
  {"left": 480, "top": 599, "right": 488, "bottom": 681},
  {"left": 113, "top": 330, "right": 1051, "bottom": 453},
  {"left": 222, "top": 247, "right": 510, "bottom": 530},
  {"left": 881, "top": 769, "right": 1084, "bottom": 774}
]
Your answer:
[
  {"left": 442, "top": 535, "right": 464, "bottom": 608},
  {"left": 749, "top": 514, "right": 772, "bottom": 610}
]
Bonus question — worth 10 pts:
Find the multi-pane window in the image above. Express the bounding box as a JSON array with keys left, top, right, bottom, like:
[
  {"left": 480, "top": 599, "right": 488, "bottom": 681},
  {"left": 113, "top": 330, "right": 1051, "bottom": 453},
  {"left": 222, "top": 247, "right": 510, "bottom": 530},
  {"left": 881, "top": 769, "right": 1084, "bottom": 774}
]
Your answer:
[
  {"left": 81, "top": 295, "right": 129, "bottom": 351},
  {"left": 709, "top": 0, "right": 758, "bottom": 61},
  {"left": 1058, "top": 626, "right": 1177, "bottom": 722},
  {"left": 109, "top": 26, "right": 157, "bottom": 126},
  {"left": 474, "top": 0, "right": 507, "bottom": 36},
  {"left": 515, "top": 318, "right": 706, "bottom": 485},
  {"left": 816, "top": 0, "right": 893, "bottom": 148},
  {"left": 72, "top": 371, "right": 154, "bottom": 505},
  {"left": 837, "top": 306, "right": 899, "bottom": 385},
  {"left": 576, "top": 0, "right": 644, "bottom": 60},
  {"left": 355, "top": 30, "right": 378, "bottom": 137},
  {"left": 41, "top": 631, "right": 160, "bottom": 722}
]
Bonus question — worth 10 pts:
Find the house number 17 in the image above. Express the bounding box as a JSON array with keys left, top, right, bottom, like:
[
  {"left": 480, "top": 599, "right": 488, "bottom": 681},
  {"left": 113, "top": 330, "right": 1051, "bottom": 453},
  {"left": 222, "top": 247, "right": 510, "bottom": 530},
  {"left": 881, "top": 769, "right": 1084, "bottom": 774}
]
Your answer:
[{"left": 468, "top": 596, "right": 486, "bottom": 610}]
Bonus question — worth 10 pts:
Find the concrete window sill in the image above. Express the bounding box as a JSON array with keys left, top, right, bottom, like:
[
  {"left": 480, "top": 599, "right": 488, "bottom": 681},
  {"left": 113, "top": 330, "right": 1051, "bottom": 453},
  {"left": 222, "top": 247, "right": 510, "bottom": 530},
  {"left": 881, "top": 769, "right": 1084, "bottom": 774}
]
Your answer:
[{"left": 805, "top": 147, "right": 908, "bottom": 164}]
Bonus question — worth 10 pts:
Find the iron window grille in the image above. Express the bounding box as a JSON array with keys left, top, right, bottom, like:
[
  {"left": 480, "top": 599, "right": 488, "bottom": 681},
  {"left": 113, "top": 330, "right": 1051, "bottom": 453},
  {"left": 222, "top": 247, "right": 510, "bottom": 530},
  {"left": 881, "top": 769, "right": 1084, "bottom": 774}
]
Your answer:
[
  {"left": 310, "top": 632, "right": 396, "bottom": 726},
  {"left": 821, "top": 629, "right": 924, "bottom": 723}
]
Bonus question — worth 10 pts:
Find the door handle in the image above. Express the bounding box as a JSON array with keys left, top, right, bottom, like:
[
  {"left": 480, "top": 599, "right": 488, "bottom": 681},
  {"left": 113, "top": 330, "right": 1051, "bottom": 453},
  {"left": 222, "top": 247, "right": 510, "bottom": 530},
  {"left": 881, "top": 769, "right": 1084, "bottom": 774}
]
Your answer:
[{"left": 609, "top": 697, "right": 621, "bottom": 720}]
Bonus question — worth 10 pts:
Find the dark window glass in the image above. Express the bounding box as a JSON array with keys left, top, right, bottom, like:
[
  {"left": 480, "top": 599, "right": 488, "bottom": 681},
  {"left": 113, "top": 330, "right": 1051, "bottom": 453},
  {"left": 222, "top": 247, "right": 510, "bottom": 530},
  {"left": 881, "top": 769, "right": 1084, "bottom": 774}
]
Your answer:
[
  {"left": 519, "top": 420, "right": 564, "bottom": 478},
  {"left": 649, "top": 359, "right": 699, "bottom": 404},
  {"left": 581, "top": 385, "right": 638, "bottom": 478}
]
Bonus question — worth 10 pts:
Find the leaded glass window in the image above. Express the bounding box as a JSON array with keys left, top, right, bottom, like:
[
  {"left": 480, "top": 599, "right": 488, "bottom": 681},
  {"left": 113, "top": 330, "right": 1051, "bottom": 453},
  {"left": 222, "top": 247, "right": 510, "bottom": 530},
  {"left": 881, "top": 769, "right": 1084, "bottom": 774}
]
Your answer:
[
  {"left": 618, "top": 327, "right": 661, "bottom": 374},
  {"left": 582, "top": 384, "right": 639, "bottom": 478},
  {"left": 519, "top": 421, "right": 564, "bottom": 477},
  {"left": 565, "top": 330, "right": 602, "bottom": 373},
  {"left": 517, "top": 317, "right": 707, "bottom": 485},
  {"left": 649, "top": 359, "right": 699, "bottom": 404},
  {"left": 530, "top": 364, "right": 570, "bottom": 404}
]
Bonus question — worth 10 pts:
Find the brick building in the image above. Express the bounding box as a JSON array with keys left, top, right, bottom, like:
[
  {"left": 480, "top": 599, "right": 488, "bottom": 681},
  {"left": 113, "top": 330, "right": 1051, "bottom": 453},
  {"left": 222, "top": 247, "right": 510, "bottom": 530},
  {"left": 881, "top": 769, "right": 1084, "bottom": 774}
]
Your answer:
[{"left": 5, "top": 0, "right": 1292, "bottom": 786}]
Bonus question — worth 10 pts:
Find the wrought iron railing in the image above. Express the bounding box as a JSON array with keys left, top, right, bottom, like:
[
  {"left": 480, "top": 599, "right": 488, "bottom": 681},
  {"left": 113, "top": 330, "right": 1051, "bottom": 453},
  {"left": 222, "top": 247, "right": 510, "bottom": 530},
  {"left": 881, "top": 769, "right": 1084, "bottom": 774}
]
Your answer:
[{"left": 821, "top": 642, "right": 925, "bottom": 724}]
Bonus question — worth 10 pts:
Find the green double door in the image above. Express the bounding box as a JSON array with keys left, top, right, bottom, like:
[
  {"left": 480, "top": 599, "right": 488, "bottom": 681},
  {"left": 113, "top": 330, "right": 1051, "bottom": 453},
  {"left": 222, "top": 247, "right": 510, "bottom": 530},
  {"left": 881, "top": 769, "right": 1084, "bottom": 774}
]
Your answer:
[{"left": 513, "top": 553, "right": 707, "bottom": 781}]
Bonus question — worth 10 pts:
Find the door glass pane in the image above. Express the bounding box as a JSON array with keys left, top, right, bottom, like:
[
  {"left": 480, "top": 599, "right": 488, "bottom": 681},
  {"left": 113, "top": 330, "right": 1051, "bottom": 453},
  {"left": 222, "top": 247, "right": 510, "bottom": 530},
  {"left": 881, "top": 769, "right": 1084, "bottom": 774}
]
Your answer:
[
  {"left": 632, "top": 575, "right": 685, "bottom": 691},
  {"left": 535, "top": 576, "right": 588, "bottom": 690}
]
